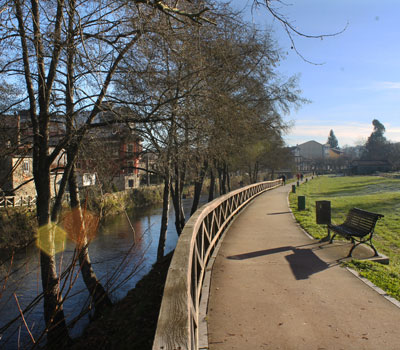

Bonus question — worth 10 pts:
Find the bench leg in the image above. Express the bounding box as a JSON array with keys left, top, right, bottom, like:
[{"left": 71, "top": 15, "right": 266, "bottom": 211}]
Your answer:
[
  {"left": 329, "top": 230, "right": 336, "bottom": 244},
  {"left": 347, "top": 239, "right": 356, "bottom": 257},
  {"left": 347, "top": 239, "right": 379, "bottom": 257},
  {"left": 368, "top": 239, "right": 379, "bottom": 256},
  {"left": 320, "top": 227, "right": 331, "bottom": 242}
]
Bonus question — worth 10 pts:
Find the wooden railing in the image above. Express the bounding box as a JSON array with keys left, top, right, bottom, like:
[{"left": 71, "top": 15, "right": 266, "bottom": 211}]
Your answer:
[
  {"left": 0, "top": 194, "right": 70, "bottom": 209},
  {"left": 153, "top": 179, "right": 282, "bottom": 350},
  {"left": 0, "top": 195, "right": 37, "bottom": 208}
]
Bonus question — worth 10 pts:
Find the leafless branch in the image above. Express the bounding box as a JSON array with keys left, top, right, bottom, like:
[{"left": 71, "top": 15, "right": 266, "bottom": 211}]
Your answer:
[{"left": 254, "top": 0, "right": 348, "bottom": 64}]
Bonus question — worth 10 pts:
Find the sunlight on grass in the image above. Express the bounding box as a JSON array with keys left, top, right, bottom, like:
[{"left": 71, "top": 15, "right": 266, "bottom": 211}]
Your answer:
[{"left": 289, "top": 175, "right": 400, "bottom": 301}]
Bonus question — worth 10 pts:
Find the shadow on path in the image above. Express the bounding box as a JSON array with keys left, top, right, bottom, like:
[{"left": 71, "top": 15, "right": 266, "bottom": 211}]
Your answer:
[
  {"left": 227, "top": 243, "right": 340, "bottom": 280},
  {"left": 267, "top": 211, "right": 292, "bottom": 215}
]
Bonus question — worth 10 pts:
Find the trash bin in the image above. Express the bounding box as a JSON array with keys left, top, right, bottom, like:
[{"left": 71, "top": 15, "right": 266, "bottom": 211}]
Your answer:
[
  {"left": 292, "top": 184, "right": 296, "bottom": 193},
  {"left": 316, "top": 200, "right": 331, "bottom": 224},
  {"left": 298, "top": 196, "right": 306, "bottom": 210}
]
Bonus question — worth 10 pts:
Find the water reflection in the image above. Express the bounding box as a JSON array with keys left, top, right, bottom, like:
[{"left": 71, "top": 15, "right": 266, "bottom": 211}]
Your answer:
[{"left": 0, "top": 197, "right": 202, "bottom": 349}]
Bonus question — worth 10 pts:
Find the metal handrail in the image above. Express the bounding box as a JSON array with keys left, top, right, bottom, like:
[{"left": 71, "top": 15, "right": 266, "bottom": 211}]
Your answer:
[{"left": 153, "top": 179, "right": 282, "bottom": 350}]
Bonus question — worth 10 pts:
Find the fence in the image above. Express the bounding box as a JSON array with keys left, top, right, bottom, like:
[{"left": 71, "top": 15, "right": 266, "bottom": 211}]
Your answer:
[
  {"left": 0, "top": 196, "right": 37, "bottom": 208},
  {"left": 0, "top": 194, "right": 70, "bottom": 209},
  {"left": 152, "top": 179, "right": 282, "bottom": 350}
]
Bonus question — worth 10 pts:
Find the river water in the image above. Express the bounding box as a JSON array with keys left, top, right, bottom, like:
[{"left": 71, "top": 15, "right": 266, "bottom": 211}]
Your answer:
[{"left": 0, "top": 198, "right": 201, "bottom": 349}]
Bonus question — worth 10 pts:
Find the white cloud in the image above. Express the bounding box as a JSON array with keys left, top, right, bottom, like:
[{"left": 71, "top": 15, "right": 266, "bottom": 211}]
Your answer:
[
  {"left": 285, "top": 122, "right": 400, "bottom": 147},
  {"left": 386, "top": 127, "right": 400, "bottom": 141},
  {"left": 369, "top": 81, "right": 400, "bottom": 90},
  {"left": 286, "top": 121, "right": 374, "bottom": 146}
]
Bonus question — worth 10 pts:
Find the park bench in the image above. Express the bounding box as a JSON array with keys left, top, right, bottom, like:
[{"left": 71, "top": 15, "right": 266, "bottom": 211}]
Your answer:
[{"left": 328, "top": 207, "right": 384, "bottom": 257}]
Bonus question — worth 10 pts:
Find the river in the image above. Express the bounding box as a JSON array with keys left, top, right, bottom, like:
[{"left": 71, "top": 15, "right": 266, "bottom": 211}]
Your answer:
[{"left": 0, "top": 197, "right": 202, "bottom": 349}]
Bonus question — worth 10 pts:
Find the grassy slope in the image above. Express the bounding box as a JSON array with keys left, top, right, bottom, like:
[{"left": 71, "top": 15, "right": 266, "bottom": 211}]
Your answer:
[{"left": 289, "top": 175, "right": 400, "bottom": 301}]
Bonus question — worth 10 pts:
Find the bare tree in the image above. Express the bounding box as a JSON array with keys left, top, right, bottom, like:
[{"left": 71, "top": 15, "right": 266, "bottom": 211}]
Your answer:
[{"left": 0, "top": 0, "right": 210, "bottom": 344}]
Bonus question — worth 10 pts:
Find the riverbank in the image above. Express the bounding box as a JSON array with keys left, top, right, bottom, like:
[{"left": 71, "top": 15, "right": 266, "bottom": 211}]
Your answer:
[
  {"left": 0, "top": 186, "right": 164, "bottom": 254},
  {"left": 86, "top": 185, "right": 164, "bottom": 220},
  {"left": 64, "top": 251, "right": 173, "bottom": 350},
  {"left": 0, "top": 207, "right": 37, "bottom": 253}
]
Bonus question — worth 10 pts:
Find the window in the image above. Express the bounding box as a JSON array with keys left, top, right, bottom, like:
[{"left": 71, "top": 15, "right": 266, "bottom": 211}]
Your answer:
[
  {"left": 83, "top": 173, "right": 96, "bottom": 186},
  {"left": 127, "top": 144, "right": 134, "bottom": 153},
  {"left": 23, "top": 160, "right": 30, "bottom": 173},
  {"left": 128, "top": 179, "right": 134, "bottom": 188},
  {"left": 127, "top": 161, "right": 134, "bottom": 174}
]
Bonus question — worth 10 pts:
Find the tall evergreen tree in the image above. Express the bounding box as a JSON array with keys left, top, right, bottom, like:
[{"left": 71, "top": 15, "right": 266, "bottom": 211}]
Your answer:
[
  {"left": 327, "top": 129, "right": 339, "bottom": 149},
  {"left": 364, "top": 119, "right": 389, "bottom": 160}
]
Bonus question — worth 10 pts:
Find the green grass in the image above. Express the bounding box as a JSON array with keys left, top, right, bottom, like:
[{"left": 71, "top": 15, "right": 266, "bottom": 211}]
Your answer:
[
  {"left": 289, "top": 175, "right": 400, "bottom": 301},
  {"left": 345, "top": 260, "right": 400, "bottom": 301}
]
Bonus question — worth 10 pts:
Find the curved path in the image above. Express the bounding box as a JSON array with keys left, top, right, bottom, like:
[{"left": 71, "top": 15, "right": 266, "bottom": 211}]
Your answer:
[{"left": 207, "top": 184, "right": 400, "bottom": 350}]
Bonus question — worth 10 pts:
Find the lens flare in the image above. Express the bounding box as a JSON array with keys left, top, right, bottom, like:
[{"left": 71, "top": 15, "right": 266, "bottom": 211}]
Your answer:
[
  {"left": 61, "top": 208, "right": 99, "bottom": 246},
  {"left": 36, "top": 223, "right": 67, "bottom": 255}
]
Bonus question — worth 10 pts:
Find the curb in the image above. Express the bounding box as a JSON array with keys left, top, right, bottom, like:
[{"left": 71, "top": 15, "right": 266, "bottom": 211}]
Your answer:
[{"left": 346, "top": 267, "right": 400, "bottom": 309}]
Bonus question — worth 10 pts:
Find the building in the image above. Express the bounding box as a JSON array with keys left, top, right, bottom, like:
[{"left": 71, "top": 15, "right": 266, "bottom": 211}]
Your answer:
[
  {"left": 350, "top": 160, "right": 391, "bottom": 175},
  {"left": 76, "top": 122, "right": 142, "bottom": 191},
  {"left": 0, "top": 150, "right": 35, "bottom": 196},
  {"left": 0, "top": 112, "right": 66, "bottom": 196},
  {"left": 1, "top": 109, "right": 142, "bottom": 195},
  {"left": 292, "top": 140, "right": 347, "bottom": 173},
  {"left": 292, "top": 141, "right": 325, "bottom": 172},
  {"left": 0, "top": 147, "right": 66, "bottom": 197}
]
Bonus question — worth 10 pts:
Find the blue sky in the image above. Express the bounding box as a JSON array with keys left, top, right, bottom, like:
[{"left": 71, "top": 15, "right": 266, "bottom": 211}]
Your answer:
[{"left": 226, "top": 0, "right": 400, "bottom": 147}]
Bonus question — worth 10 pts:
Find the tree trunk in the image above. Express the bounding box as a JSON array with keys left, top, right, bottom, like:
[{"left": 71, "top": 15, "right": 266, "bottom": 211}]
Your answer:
[
  {"left": 217, "top": 167, "right": 222, "bottom": 195},
  {"left": 250, "top": 162, "right": 259, "bottom": 183},
  {"left": 170, "top": 183, "right": 184, "bottom": 235},
  {"left": 68, "top": 162, "right": 112, "bottom": 311},
  {"left": 218, "top": 165, "right": 227, "bottom": 195},
  {"left": 170, "top": 165, "right": 185, "bottom": 235},
  {"left": 157, "top": 173, "right": 171, "bottom": 261},
  {"left": 40, "top": 251, "right": 70, "bottom": 344},
  {"left": 35, "top": 165, "right": 70, "bottom": 345},
  {"left": 178, "top": 162, "right": 186, "bottom": 229},
  {"left": 208, "top": 168, "right": 215, "bottom": 202},
  {"left": 225, "top": 164, "right": 231, "bottom": 192},
  {"left": 190, "top": 161, "right": 208, "bottom": 215}
]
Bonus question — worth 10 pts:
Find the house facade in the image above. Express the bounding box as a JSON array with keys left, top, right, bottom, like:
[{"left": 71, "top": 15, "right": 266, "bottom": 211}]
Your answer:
[
  {"left": 0, "top": 149, "right": 66, "bottom": 197},
  {"left": 0, "top": 152, "right": 35, "bottom": 196},
  {"left": 75, "top": 123, "right": 142, "bottom": 191},
  {"left": 0, "top": 112, "right": 67, "bottom": 197},
  {"left": 292, "top": 140, "right": 347, "bottom": 173},
  {"left": 1, "top": 110, "right": 142, "bottom": 196}
]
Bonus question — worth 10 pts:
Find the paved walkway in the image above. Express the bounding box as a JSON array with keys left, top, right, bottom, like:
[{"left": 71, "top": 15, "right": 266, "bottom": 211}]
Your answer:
[{"left": 207, "top": 184, "right": 400, "bottom": 350}]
